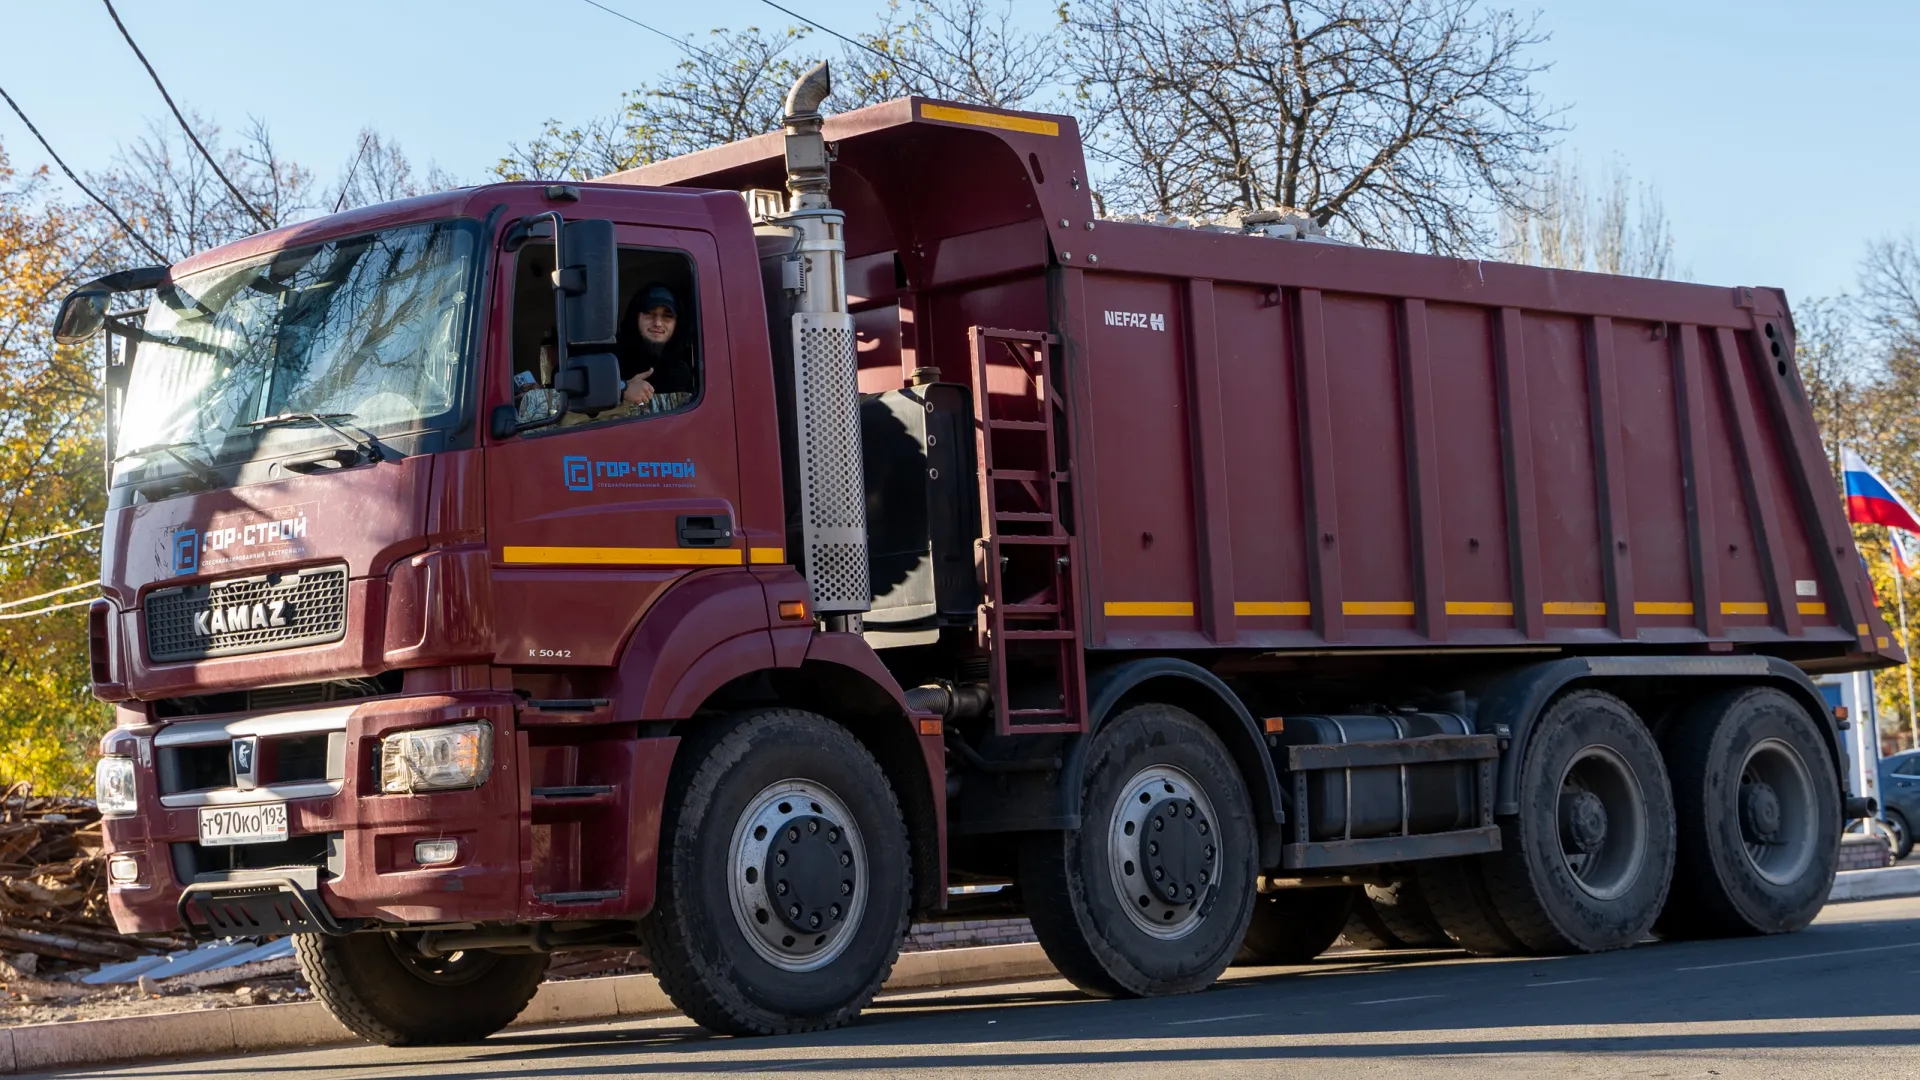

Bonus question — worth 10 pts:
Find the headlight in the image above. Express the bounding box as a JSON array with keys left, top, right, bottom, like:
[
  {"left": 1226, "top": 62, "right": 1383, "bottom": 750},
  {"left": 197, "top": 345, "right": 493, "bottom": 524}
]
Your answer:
[
  {"left": 95, "top": 756, "right": 138, "bottom": 814},
  {"left": 381, "top": 722, "right": 491, "bottom": 793}
]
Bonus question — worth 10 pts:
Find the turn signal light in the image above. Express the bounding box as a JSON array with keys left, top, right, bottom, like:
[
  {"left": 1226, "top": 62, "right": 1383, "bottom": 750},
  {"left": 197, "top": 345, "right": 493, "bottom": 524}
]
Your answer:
[
  {"left": 414, "top": 839, "right": 459, "bottom": 866},
  {"left": 778, "top": 600, "right": 809, "bottom": 621},
  {"left": 107, "top": 855, "right": 140, "bottom": 884}
]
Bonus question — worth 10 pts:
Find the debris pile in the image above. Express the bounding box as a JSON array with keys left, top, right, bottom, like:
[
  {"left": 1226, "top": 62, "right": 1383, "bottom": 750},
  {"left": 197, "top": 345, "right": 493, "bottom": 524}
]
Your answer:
[{"left": 0, "top": 784, "right": 189, "bottom": 969}]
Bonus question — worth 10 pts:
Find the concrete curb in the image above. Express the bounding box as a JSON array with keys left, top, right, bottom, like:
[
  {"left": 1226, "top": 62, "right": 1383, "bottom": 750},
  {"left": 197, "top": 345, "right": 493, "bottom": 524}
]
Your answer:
[
  {"left": 0, "top": 942, "right": 1058, "bottom": 1075},
  {"left": 1829, "top": 864, "right": 1920, "bottom": 903}
]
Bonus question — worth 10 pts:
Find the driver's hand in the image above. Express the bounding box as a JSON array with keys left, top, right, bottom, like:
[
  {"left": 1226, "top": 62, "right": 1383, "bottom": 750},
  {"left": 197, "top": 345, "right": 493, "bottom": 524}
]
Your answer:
[{"left": 623, "top": 368, "right": 656, "bottom": 407}]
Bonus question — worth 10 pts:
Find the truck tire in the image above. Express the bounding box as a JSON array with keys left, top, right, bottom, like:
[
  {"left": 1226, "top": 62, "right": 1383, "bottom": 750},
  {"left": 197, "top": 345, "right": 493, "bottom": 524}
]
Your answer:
[
  {"left": 638, "top": 709, "right": 912, "bottom": 1036},
  {"left": 294, "top": 932, "right": 548, "bottom": 1045},
  {"left": 1363, "top": 879, "right": 1448, "bottom": 948},
  {"left": 1655, "top": 687, "right": 1839, "bottom": 940},
  {"left": 1237, "top": 886, "right": 1353, "bottom": 964},
  {"left": 1422, "top": 691, "right": 1675, "bottom": 955},
  {"left": 1890, "top": 810, "right": 1914, "bottom": 862},
  {"left": 1019, "top": 703, "right": 1258, "bottom": 997}
]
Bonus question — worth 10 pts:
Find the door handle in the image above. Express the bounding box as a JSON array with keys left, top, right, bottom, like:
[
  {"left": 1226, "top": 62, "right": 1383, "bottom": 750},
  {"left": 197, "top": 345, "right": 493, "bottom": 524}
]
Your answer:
[{"left": 677, "top": 514, "right": 733, "bottom": 548}]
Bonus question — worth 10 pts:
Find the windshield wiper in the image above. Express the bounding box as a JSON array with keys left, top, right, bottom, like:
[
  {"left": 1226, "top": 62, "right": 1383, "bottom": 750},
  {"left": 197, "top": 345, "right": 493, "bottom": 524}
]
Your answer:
[
  {"left": 244, "top": 412, "right": 384, "bottom": 462},
  {"left": 118, "top": 439, "right": 219, "bottom": 488}
]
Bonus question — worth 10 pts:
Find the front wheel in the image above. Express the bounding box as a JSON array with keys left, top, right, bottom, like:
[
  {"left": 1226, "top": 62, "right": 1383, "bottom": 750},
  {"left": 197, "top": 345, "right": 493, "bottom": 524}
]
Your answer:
[
  {"left": 1891, "top": 810, "right": 1914, "bottom": 862},
  {"left": 1019, "top": 703, "right": 1258, "bottom": 998},
  {"left": 639, "top": 709, "right": 911, "bottom": 1035},
  {"left": 295, "top": 932, "right": 548, "bottom": 1045}
]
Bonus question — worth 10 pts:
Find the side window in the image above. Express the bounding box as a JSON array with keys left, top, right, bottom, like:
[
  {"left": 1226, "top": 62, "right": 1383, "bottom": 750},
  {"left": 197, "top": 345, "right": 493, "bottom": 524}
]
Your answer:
[
  {"left": 1896, "top": 757, "right": 1920, "bottom": 777},
  {"left": 510, "top": 244, "right": 702, "bottom": 428}
]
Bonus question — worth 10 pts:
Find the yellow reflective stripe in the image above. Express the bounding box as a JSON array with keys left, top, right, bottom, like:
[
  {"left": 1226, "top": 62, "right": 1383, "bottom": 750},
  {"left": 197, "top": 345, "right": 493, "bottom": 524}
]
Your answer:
[
  {"left": 1635, "top": 601, "right": 1695, "bottom": 616},
  {"left": 1344, "top": 601, "right": 1415, "bottom": 616},
  {"left": 749, "top": 547, "right": 785, "bottom": 565},
  {"left": 1235, "top": 601, "right": 1311, "bottom": 616},
  {"left": 1104, "top": 601, "right": 1193, "bottom": 617},
  {"left": 919, "top": 102, "right": 1060, "bottom": 136},
  {"left": 503, "top": 546, "right": 742, "bottom": 566},
  {"left": 1543, "top": 601, "right": 1606, "bottom": 616},
  {"left": 1798, "top": 601, "right": 1827, "bottom": 615},
  {"left": 1721, "top": 601, "right": 1769, "bottom": 616},
  {"left": 1445, "top": 601, "right": 1513, "bottom": 616},
  {"left": 1858, "top": 622, "right": 1872, "bottom": 635}
]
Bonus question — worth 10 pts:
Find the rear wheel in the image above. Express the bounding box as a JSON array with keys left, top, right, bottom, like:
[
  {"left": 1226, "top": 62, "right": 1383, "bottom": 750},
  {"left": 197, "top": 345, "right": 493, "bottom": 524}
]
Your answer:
[
  {"left": 1422, "top": 691, "right": 1675, "bottom": 955},
  {"left": 1362, "top": 879, "right": 1448, "bottom": 948},
  {"left": 1020, "top": 703, "right": 1257, "bottom": 997},
  {"left": 1657, "top": 688, "right": 1839, "bottom": 939},
  {"left": 639, "top": 709, "right": 911, "bottom": 1035},
  {"left": 1237, "top": 886, "right": 1353, "bottom": 964},
  {"left": 295, "top": 932, "right": 548, "bottom": 1045}
]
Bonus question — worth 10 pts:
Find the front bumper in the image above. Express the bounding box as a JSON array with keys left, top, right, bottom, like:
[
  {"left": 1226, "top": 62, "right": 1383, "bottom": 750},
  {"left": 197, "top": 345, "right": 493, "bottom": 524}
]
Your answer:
[{"left": 102, "top": 690, "right": 525, "bottom": 934}]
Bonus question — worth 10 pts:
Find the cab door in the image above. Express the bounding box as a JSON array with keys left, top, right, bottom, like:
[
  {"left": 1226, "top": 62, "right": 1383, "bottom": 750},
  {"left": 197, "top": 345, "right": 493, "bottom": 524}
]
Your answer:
[{"left": 482, "top": 223, "right": 743, "bottom": 667}]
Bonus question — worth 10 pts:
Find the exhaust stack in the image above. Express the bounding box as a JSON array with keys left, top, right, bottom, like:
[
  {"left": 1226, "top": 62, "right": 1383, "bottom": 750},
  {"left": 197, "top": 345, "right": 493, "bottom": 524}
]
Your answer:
[{"left": 773, "top": 62, "right": 870, "bottom": 621}]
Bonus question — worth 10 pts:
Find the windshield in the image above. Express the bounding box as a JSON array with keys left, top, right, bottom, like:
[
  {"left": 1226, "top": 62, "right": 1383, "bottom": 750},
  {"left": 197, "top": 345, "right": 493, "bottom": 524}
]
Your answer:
[{"left": 114, "top": 219, "right": 480, "bottom": 482}]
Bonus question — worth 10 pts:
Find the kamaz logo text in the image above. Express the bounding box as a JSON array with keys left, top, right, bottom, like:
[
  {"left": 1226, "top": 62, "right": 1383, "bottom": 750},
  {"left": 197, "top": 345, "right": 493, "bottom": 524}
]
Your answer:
[
  {"left": 1103, "top": 310, "right": 1165, "bottom": 331},
  {"left": 193, "top": 599, "right": 292, "bottom": 636}
]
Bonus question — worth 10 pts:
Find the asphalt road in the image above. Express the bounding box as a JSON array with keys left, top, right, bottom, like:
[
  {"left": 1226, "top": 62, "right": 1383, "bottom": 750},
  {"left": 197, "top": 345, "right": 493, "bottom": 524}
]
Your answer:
[{"left": 52, "top": 896, "right": 1920, "bottom": 1079}]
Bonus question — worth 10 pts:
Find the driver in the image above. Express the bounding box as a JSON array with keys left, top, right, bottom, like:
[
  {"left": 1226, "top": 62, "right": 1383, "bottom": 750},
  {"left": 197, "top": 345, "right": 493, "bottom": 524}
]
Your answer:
[{"left": 617, "top": 284, "right": 696, "bottom": 413}]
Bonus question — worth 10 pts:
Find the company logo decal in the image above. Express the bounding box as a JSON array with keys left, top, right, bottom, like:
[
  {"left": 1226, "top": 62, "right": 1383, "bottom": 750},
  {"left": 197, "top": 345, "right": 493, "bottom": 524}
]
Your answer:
[
  {"left": 1103, "top": 309, "right": 1165, "bottom": 331},
  {"left": 163, "top": 505, "right": 313, "bottom": 577},
  {"left": 561, "top": 455, "right": 698, "bottom": 493},
  {"left": 172, "top": 529, "right": 200, "bottom": 575}
]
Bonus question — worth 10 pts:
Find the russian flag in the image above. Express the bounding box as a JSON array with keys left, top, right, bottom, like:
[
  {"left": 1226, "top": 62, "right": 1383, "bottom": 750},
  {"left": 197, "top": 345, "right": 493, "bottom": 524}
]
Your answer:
[{"left": 1844, "top": 448, "right": 1920, "bottom": 533}]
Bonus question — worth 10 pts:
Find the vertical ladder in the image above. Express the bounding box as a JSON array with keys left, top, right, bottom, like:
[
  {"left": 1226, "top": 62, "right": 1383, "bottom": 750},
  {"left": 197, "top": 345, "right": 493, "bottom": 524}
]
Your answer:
[{"left": 968, "top": 327, "right": 1088, "bottom": 736}]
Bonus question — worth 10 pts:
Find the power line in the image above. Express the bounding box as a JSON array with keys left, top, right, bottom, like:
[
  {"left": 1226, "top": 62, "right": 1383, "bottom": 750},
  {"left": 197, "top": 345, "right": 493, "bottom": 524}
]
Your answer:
[
  {"left": 752, "top": 0, "right": 968, "bottom": 99},
  {"left": 101, "top": 0, "right": 272, "bottom": 232},
  {"left": 0, "top": 581, "right": 100, "bottom": 611},
  {"left": 576, "top": 0, "right": 724, "bottom": 64},
  {"left": 0, "top": 523, "right": 103, "bottom": 556},
  {"left": 0, "top": 84, "right": 166, "bottom": 263},
  {"left": 0, "top": 597, "right": 94, "bottom": 621}
]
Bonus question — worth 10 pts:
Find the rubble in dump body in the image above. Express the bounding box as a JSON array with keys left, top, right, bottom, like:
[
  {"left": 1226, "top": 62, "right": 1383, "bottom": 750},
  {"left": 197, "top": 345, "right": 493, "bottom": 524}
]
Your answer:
[
  {"left": 1101, "top": 207, "right": 1351, "bottom": 244},
  {"left": 0, "top": 784, "right": 190, "bottom": 971}
]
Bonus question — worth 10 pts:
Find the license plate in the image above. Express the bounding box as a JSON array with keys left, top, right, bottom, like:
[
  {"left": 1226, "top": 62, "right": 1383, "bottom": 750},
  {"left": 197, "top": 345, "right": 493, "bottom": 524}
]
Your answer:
[{"left": 198, "top": 803, "right": 289, "bottom": 847}]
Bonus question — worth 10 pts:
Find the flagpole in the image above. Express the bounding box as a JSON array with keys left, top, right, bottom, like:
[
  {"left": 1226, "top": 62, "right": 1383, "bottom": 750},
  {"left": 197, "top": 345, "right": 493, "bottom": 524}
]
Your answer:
[{"left": 1895, "top": 530, "right": 1919, "bottom": 752}]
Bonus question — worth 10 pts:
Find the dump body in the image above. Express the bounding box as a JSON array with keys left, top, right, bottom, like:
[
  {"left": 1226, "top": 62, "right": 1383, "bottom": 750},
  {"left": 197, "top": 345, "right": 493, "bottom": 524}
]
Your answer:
[{"left": 619, "top": 97, "right": 1900, "bottom": 671}]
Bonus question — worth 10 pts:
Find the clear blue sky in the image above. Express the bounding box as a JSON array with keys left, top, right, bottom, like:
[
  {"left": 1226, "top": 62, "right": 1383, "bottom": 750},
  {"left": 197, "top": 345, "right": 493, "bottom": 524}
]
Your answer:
[{"left": 1, "top": 0, "right": 1913, "bottom": 303}]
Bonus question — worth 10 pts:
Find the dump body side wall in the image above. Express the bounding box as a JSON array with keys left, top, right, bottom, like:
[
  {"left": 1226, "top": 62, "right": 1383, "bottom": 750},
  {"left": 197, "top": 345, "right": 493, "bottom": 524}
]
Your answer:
[{"left": 1062, "top": 224, "right": 1897, "bottom": 664}]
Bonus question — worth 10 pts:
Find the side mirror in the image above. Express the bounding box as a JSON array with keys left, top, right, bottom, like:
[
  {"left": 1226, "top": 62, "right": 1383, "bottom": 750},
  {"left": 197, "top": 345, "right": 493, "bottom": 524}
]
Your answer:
[
  {"left": 53, "top": 289, "right": 111, "bottom": 345},
  {"left": 554, "top": 352, "right": 622, "bottom": 414},
  {"left": 558, "top": 219, "right": 618, "bottom": 347}
]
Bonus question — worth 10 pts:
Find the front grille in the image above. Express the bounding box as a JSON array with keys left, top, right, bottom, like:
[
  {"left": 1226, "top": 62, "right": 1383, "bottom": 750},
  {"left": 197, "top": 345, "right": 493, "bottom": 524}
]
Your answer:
[
  {"left": 151, "top": 673, "right": 401, "bottom": 720},
  {"left": 145, "top": 565, "right": 348, "bottom": 662},
  {"left": 170, "top": 832, "right": 340, "bottom": 883},
  {"left": 157, "top": 729, "right": 347, "bottom": 796}
]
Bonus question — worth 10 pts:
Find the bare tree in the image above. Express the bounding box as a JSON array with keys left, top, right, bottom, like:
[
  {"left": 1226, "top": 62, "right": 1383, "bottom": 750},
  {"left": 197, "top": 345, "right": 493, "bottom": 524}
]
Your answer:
[
  {"left": 1862, "top": 233, "right": 1920, "bottom": 349},
  {"left": 1062, "top": 0, "right": 1560, "bottom": 254},
  {"left": 500, "top": 2, "right": 1057, "bottom": 182},
  {"left": 88, "top": 113, "right": 315, "bottom": 261},
  {"left": 837, "top": 0, "right": 1060, "bottom": 108},
  {"left": 328, "top": 128, "right": 461, "bottom": 211},
  {"left": 497, "top": 26, "right": 813, "bottom": 182},
  {"left": 1501, "top": 158, "right": 1674, "bottom": 278}
]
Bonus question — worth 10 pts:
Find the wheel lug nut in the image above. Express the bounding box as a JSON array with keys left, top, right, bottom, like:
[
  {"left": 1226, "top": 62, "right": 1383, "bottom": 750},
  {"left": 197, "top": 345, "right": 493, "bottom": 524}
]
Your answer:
[
  {"left": 777, "top": 880, "right": 789, "bottom": 895},
  {"left": 841, "top": 881, "right": 852, "bottom": 895},
  {"left": 1154, "top": 818, "right": 1164, "bottom": 831},
  {"left": 1148, "top": 841, "right": 1158, "bottom": 855},
  {"left": 840, "top": 852, "right": 852, "bottom": 867},
  {"left": 1198, "top": 822, "right": 1209, "bottom": 835},
  {"left": 830, "top": 904, "right": 841, "bottom": 919},
  {"left": 808, "top": 820, "right": 819, "bottom": 834},
  {"left": 787, "top": 828, "right": 800, "bottom": 842},
  {"left": 827, "top": 829, "right": 839, "bottom": 843},
  {"left": 809, "top": 913, "right": 822, "bottom": 928},
  {"left": 775, "top": 852, "right": 787, "bottom": 866},
  {"left": 1153, "top": 867, "right": 1164, "bottom": 880}
]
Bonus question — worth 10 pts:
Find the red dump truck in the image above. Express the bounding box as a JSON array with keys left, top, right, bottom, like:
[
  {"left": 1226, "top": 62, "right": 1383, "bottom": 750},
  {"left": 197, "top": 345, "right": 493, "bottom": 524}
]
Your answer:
[{"left": 62, "top": 65, "right": 1895, "bottom": 1045}]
